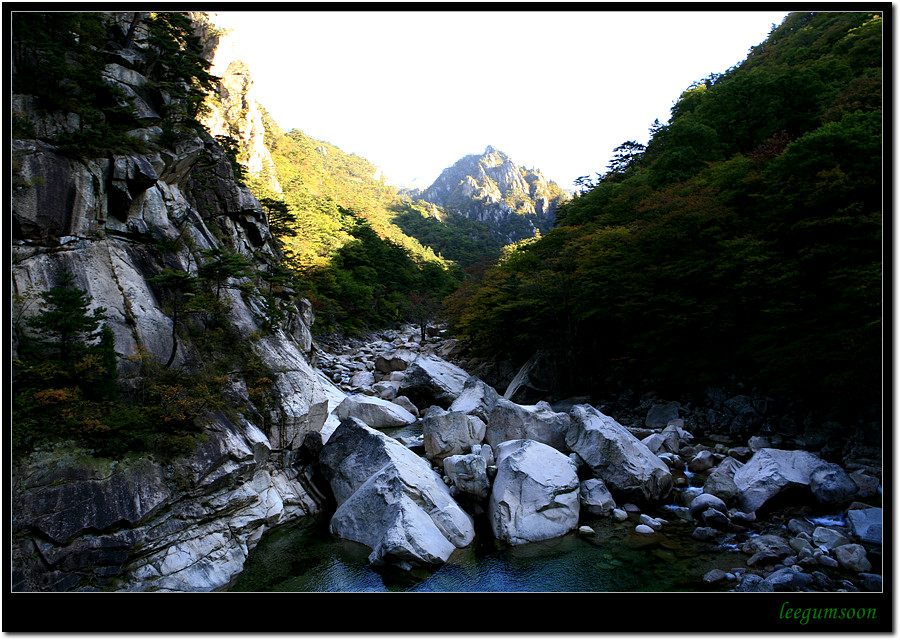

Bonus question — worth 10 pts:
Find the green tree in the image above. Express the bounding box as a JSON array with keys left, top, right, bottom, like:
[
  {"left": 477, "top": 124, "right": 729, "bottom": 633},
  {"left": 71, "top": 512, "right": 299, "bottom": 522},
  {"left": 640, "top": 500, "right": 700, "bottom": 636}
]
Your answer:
[
  {"left": 25, "top": 269, "right": 109, "bottom": 365},
  {"left": 148, "top": 269, "right": 200, "bottom": 367},
  {"left": 198, "top": 248, "right": 254, "bottom": 300}
]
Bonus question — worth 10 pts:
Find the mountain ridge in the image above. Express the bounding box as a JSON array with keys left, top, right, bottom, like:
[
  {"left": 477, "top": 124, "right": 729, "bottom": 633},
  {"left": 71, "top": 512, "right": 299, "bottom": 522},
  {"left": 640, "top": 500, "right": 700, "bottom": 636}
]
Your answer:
[{"left": 416, "top": 145, "right": 570, "bottom": 244}]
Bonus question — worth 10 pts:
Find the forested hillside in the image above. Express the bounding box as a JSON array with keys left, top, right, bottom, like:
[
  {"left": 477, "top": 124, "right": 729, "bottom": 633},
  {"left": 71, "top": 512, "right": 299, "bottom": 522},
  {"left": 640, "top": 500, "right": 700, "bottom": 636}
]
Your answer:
[
  {"left": 444, "top": 12, "right": 883, "bottom": 418},
  {"left": 237, "top": 107, "right": 469, "bottom": 333}
]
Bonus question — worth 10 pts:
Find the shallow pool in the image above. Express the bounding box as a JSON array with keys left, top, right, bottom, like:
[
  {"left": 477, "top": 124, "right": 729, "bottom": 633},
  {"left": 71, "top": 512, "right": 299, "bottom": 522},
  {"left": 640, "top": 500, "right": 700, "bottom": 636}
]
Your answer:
[{"left": 228, "top": 506, "right": 745, "bottom": 593}]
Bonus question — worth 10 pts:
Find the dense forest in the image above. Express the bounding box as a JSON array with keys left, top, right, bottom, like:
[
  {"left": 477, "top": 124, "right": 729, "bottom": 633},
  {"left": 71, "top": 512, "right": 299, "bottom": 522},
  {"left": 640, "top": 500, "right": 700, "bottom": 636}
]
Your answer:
[
  {"left": 240, "top": 111, "right": 502, "bottom": 333},
  {"left": 443, "top": 12, "right": 883, "bottom": 417}
]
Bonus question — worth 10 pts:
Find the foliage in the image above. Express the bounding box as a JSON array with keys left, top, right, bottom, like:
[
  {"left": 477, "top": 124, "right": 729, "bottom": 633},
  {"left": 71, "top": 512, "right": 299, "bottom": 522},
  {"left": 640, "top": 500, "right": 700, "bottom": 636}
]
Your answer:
[
  {"left": 244, "top": 124, "right": 468, "bottom": 333},
  {"left": 13, "top": 270, "right": 194, "bottom": 458},
  {"left": 445, "top": 11, "right": 882, "bottom": 417},
  {"left": 388, "top": 201, "right": 503, "bottom": 270},
  {"left": 11, "top": 12, "right": 143, "bottom": 155},
  {"left": 11, "top": 12, "right": 219, "bottom": 155},
  {"left": 144, "top": 12, "right": 219, "bottom": 140}
]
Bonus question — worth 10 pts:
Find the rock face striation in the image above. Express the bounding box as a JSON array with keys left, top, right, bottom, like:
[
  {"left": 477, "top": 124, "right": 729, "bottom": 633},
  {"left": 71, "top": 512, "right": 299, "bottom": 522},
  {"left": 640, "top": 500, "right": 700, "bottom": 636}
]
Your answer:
[
  {"left": 417, "top": 146, "right": 570, "bottom": 244},
  {"left": 11, "top": 12, "right": 327, "bottom": 592}
]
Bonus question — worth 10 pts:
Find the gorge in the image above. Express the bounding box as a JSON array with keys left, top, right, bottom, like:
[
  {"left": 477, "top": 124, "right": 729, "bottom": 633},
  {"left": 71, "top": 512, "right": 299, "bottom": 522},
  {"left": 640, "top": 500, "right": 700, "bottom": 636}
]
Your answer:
[{"left": 9, "top": 9, "right": 884, "bottom": 630}]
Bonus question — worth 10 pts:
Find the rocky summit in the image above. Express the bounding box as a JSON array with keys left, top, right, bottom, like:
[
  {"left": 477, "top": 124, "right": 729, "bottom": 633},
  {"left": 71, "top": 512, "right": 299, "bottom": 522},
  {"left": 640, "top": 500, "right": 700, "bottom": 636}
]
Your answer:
[{"left": 416, "top": 145, "right": 570, "bottom": 244}]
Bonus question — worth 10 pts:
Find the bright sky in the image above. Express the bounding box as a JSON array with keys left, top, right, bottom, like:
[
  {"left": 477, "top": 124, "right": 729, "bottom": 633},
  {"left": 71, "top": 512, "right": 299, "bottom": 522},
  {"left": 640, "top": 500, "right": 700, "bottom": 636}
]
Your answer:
[{"left": 209, "top": 9, "right": 791, "bottom": 191}]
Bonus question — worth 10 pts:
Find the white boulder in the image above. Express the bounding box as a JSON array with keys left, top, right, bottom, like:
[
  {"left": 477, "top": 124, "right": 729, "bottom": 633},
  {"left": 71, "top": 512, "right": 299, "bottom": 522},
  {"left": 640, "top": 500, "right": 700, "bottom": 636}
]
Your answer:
[
  {"left": 565, "top": 404, "right": 673, "bottom": 503},
  {"left": 488, "top": 439, "right": 580, "bottom": 546}
]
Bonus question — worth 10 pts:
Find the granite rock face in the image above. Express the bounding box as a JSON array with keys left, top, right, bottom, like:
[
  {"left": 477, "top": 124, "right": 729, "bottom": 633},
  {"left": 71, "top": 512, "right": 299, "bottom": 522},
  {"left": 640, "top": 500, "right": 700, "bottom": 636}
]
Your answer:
[
  {"left": 417, "top": 146, "right": 569, "bottom": 244},
  {"left": 11, "top": 12, "right": 328, "bottom": 592}
]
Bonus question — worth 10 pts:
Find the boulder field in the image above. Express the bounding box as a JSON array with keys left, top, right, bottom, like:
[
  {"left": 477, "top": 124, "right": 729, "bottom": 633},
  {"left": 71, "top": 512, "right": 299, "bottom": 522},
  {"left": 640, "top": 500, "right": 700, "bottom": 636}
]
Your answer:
[{"left": 309, "top": 324, "right": 882, "bottom": 592}]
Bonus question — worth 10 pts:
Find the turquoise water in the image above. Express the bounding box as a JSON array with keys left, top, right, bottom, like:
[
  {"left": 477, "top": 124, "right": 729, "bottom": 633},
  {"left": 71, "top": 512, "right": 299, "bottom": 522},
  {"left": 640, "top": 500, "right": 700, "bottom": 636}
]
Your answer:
[{"left": 229, "top": 507, "right": 744, "bottom": 592}]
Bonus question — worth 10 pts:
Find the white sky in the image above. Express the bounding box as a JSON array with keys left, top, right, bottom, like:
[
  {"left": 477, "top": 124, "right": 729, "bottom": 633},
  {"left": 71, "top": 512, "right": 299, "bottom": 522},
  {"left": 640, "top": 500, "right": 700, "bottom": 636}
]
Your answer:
[{"left": 208, "top": 9, "right": 791, "bottom": 190}]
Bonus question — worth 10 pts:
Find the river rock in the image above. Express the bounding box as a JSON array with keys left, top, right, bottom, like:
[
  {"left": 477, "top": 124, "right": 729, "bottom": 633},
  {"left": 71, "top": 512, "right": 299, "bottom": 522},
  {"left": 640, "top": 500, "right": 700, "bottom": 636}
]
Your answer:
[
  {"left": 688, "top": 450, "right": 717, "bottom": 473},
  {"left": 703, "top": 568, "right": 728, "bottom": 584},
  {"left": 849, "top": 471, "right": 880, "bottom": 498},
  {"left": 488, "top": 439, "right": 580, "bottom": 546},
  {"left": 374, "top": 349, "right": 416, "bottom": 373},
  {"left": 812, "top": 526, "right": 851, "bottom": 551},
  {"left": 443, "top": 453, "right": 491, "bottom": 500},
  {"left": 335, "top": 394, "right": 416, "bottom": 429},
  {"left": 732, "top": 448, "right": 833, "bottom": 513},
  {"left": 744, "top": 534, "right": 792, "bottom": 567},
  {"left": 645, "top": 401, "right": 681, "bottom": 427},
  {"left": 688, "top": 492, "right": 727, "bottom": 522},
  {"left": 397, "top": 353, "right": 469, "bottom": 409},
  {"left": 448, "top": 376, "right": 500, "bottom": 422},
  {"left": 833, "top": 544, "right": 872, "bottom": 572},
  {"left": 692, "top": 527, "right": 719, "bottom": 542},
  {"left": 390, "top": 395, "right": 420, "bottom": 418},
  {"left": 372, "top": 381, "right": 399, "bottom": 400},
  {"left": 422, "top": 408, "right": 487, "bottom": 464},
  {"left": 702, "top": 457, "right": 742, "bottom": 502},
  {"left": 579, "top": 478, "right": 616, "bottom": 516},
  {"left": 320, "top": 418, "right": 475, "bottom": 568},
  {"left": 349, "top": 370, "right": 376, "bottom": 390},
  {"left": 566, "top": 404, "right": 673, "bottom": 503},
  {"left": 766, "top": 567, "right": 813, "bottom": 591},
  {"left": 858, "top": 573, "right": 883, "bottom": 591},
  {"left": 485, "top": 398, "right": 571, "bottom": 452},
  {"left": 808, "top": 463, "right": 858, "bottom": 506},
  {"left": 735, "top": 573, "right": 774, "bottom": 592},
  {"left": 846, "top": 507, "right": 882, "bottom": 545},
  {"left": 634, "top": 524, "right": 655, "bottom": 535}
]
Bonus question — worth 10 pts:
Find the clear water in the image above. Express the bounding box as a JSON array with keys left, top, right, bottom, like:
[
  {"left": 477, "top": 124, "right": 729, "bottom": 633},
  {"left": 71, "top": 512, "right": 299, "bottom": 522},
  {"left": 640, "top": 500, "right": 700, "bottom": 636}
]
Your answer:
[
  {"left": 227, "top": 422, "right": 882, "bottom": 593},
  {"left": 229, "top": 501, "right": 746, "bottom": 593},
  {"left": 229, "top": 425, "right": 751, "bottom": 593}
]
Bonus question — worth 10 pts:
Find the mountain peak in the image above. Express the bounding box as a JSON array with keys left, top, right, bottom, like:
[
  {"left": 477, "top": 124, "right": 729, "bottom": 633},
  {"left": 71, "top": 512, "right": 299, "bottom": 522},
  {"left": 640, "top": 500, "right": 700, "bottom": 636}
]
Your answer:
[{"left": 417, "top": 148, "right": 569, "bottom": 244}]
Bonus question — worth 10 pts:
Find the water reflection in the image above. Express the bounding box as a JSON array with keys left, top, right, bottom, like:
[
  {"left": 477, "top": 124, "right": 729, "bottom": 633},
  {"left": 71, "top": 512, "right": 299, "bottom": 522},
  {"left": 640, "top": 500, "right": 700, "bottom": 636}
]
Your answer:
[{"left": 229, "top": 509, "right": 743, "bottom": 593}]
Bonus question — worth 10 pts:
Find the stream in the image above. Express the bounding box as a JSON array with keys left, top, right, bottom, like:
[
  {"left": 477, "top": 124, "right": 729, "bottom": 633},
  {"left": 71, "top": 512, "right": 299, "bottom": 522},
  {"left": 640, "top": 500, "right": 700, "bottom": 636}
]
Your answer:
[{"left": 229, "top": 423, "right": 745, "bottom": 593}]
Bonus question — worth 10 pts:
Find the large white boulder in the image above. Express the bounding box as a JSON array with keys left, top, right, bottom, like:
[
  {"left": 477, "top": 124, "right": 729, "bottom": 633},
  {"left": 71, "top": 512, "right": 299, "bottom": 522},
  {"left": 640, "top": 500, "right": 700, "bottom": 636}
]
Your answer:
[
  {"left": 320, "top": 418, "right": 475, "bottom": 569},
  {"left": 488, "top": 439, "right": 580, "bottom": 546},
  {"left": 335, "top": 394, "right": 416, "bottom": 429},
  {"left": 397, "top": 354, "right": 469, "bottom": 409},
  {"left": 485, "top": 398, "right": 571, "bottom": 452},
  {"left": 732, "top": 448, "right": 837, "bottom": 513},
  {"left": 422, "top": 408, "right": 486, "bottom": 464},
  {"left": 448, "top": 376, "right": 500, "bottom": 422},
  {"left": 565, "top": 404, "right": 673, "bottom": 503}
]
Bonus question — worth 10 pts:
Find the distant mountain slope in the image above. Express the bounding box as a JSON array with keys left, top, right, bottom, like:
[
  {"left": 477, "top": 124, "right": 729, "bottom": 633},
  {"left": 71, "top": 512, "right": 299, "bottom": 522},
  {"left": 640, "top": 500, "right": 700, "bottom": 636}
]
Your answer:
[{"left": 418, "top": 146, "right": 570, "bottom": 244}]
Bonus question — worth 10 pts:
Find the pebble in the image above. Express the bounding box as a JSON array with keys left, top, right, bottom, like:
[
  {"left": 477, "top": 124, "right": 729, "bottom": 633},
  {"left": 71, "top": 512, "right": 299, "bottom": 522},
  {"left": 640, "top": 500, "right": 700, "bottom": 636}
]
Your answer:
[{"left": 635, "top": 524, "right": 656, "bottom": 535}]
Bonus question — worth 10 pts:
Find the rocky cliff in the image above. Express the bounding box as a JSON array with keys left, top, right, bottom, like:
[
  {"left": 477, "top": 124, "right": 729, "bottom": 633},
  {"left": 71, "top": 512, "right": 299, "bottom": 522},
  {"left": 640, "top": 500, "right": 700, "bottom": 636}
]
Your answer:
[
  {"left": 202, "top": 57, "right": 283, "bottom": 195},
  {"left": 418, "top": 146, "right": 569, "bottom": 244},
  {"left": 11, "top": 11, "right": 330, "bottom": 592}
]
